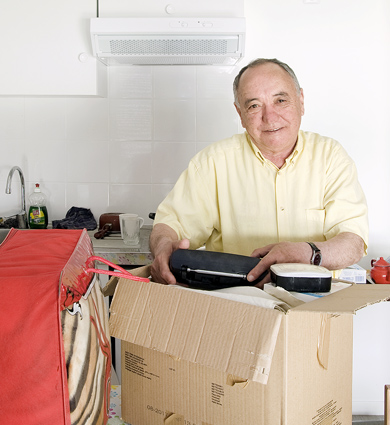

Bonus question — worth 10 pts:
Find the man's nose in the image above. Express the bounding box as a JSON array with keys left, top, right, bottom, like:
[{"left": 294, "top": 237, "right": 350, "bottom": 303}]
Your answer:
[{"left": 262, "top": 104, "right": 278, "bottom": 123}]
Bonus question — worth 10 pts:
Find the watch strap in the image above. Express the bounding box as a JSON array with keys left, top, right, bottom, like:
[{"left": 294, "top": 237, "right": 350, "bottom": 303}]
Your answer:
[{"left": 307, "top": 242, "right": 322, "bottom": 266}]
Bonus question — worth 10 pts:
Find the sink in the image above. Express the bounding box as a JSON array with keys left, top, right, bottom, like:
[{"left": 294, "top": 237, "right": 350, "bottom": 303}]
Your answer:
[{"left": 0, "top": 229, "right": 9, "bottom": 244}]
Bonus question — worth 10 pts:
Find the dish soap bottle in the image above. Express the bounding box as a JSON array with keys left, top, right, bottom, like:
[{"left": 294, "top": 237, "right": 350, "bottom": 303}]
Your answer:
[{"left": 28, "top": 183, "right": 48, "bottom": 229}]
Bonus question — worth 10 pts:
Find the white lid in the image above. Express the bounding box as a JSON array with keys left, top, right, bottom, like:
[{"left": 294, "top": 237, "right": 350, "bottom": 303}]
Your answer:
[{"left": 270, "top": 263, "right": 332, "bottom": 278}]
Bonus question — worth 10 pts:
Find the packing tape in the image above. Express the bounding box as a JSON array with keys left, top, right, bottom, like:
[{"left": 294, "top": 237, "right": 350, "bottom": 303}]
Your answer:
[
  {"left": 317, "top": 313, "right": 331, "bottom": 369},
  {"left": 226, "top": 374, "right": 248, "bottom": 387},
  {"left": 164, "top": 413, "right": 184, "bottom": 424},
  {"left": 164, "top": 413, "right": 213, "bottom": 425},
  {"left": 385, "top": 385, "right": 390, "bottom": 424}
]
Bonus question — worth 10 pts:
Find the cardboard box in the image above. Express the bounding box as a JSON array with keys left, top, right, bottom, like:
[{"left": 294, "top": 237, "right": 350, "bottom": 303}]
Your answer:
[
  {"left": 385, "top": 385, "right": 390, "bottom": 424},
  {"left": 105, "top": 266, "right": 390, "bottom": 425}
]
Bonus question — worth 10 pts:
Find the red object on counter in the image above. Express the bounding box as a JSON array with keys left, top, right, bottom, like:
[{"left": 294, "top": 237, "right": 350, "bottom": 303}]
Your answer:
[{"left": 371, "top": 257, "right": 390, "bottom": 284}]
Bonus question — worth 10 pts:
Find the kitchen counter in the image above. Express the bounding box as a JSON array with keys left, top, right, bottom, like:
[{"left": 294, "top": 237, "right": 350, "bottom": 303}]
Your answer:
[
  {"left": 87, "top": 225, "right": 152, "bottom": 266},
  {"left": 1, "top": 227, "right": 153, "bottom": 267}
]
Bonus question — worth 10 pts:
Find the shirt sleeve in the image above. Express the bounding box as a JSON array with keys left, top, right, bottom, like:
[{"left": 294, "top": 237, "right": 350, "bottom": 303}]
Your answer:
[
  {"left": 323, "top": 142, "right": 369, "bottom": 252},
  {"left": 154, "top": 156, "right": 219, "bottom": 249}
]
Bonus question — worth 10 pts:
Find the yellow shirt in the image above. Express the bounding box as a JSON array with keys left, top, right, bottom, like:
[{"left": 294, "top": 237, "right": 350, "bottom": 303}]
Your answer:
[{"left": 154, "top": 131, "right": 368, "bottom": 256}]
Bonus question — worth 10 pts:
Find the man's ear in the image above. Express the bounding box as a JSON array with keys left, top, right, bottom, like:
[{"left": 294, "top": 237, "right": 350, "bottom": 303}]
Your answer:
[
  {"left": 234, "top": 102, "right": 244, "bottom": 126},
  {"left": 300, "top": 88, "right": 305, "bottom": 116}
]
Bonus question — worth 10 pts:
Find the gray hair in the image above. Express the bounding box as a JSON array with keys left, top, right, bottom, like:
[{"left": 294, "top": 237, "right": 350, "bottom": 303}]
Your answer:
[{"left": 233, "top": 58, "right": 301, "bottom": 106}]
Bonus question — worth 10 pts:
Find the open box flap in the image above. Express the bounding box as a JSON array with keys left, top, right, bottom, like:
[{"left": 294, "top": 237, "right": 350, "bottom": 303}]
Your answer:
[
  {"left": 102, "top": 265, "right": 151, "bottom": 297},
  {"left": 102, "top": 276, "right": 119, "bottom": 297},
  {"left": 109, "top": 278, "right": 283, "bottom": 384},
  {"left": 291, "top": 284, "right": 390, "bottom": 314}
]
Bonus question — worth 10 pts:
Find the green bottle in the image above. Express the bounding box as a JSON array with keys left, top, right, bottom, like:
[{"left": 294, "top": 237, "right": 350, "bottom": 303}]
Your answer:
[{"left": 28, "top": 183, "right": 48, "bottom": 229}]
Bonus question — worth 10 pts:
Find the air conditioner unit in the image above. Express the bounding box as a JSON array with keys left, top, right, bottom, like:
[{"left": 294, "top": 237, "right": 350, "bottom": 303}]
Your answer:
[{"left": 90, "top": 17, "right": 245, "bottom": 66}]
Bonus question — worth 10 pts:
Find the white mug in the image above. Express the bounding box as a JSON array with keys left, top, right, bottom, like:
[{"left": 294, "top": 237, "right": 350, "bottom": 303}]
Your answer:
[{"left": 119, "top": 214, "right": 144, "bottom": 246}]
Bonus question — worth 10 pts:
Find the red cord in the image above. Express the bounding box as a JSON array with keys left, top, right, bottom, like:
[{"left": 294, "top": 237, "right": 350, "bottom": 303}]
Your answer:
[
  {"left": 85, "top": 255, "right": 150, "bottom": 282},
  {"left": 85, "top": 267, "right": 149, "bottom": 282}
]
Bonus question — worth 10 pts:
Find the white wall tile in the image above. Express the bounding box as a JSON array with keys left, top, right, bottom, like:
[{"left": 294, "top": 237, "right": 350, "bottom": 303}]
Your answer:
[
  {"left": 109, "top": 184, "right": 152, "bottom": 223},
  {"left": 0, "top": 141, "right": 28, "bottom": 180},
  {"left": 109, "top": 66, "right": 153, "bottom": 99},
  {"left": 152, "top": 142, "right": 196, "bottom": 184},
  {"left": 24, "top": 140, "right": 67, "bottom": 183},
  {"left": 109, "top": 141, "right": 152, "bottom": 184},
  {"left": 154, "top": 99, "right": 196, "bottom": 141},
  {"left": 0, "top": 98, "right": 25, "bottom": 139},
  {"left": 24, "top": 98, "right": 67, "bottom": 141},
  {"left": 66, "top": 141, "right": 109, "bottom": 183},
  {"left": 153, "top": 66, "right": 196, "bottom": 99},
  {"left": 66, "top": 98, "right": 109, "bottom": 141},
  {"left": 196, "top": 66, "right": 238, "bottom": 99},
  {"left": 196, "top": 99, "right": 240, "bottom": 142},
  {"left": 110, "top": 99, "right": 152, "bottom": 141}
]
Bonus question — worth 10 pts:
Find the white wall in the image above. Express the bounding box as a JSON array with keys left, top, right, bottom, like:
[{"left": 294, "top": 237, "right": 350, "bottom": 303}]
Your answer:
[
  {"left": 353, "top": 302, "right": 390, "bottom": 415},
  {"left": 1, "top": 0, "right": 389, "bottom": 267},
  {"left": 0, "top": 64, "right": 241, "bottom": 226}
]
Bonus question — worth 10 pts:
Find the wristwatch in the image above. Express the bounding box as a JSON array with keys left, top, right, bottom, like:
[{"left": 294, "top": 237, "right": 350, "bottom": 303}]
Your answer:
[{"left": 307, "top": 242, "right": 322, "bottom": 266}]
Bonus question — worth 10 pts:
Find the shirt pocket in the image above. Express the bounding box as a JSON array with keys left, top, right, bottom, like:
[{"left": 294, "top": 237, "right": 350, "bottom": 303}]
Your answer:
[{"left": 305, "top": 209, "right": 326, "bottom": 241}]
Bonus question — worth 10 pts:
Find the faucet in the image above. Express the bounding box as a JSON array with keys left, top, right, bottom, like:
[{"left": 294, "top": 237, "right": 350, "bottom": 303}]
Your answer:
[{"left": 5, "top": 166, "right": 28, "bottom": 229}]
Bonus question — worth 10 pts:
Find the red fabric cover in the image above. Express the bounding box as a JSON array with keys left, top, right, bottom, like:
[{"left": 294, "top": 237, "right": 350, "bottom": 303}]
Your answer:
[{"left": 0, "top": 229, "right": 91, "bottom": 425}]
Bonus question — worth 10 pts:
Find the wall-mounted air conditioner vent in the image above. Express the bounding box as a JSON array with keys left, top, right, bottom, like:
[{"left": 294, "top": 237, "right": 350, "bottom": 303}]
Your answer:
[{"left": 90, "top": 17, "right": 245, "bottom": 66}]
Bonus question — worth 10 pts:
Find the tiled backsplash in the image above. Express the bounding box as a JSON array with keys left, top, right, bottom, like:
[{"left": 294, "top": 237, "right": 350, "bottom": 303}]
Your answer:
[{"left": 0, "top": 65, "right": 242, "bottom": 225}]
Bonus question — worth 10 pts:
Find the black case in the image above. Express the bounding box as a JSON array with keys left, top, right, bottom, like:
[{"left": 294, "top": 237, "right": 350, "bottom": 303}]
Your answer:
[
  {"left": 169, "top": 249, "right": 267, "bottom": 290},
  {"left": 270, "top": 270, "right": 332, "bottom": 293}
]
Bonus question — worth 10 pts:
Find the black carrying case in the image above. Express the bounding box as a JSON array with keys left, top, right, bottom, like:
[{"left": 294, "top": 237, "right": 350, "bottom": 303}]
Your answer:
[
  {"left": 169, "top": 249, "right": 267, "bottom": 290},
  {"left": 269, "top": 263, "right": 332, "bottom": 293},
  {"left": 270, "top": 271, "right": 331, "bottom": 292}
]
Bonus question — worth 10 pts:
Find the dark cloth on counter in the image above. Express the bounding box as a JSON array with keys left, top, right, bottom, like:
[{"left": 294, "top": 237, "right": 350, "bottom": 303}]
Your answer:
[
  {"left": 0, "top": 216, "right": 18, "bottom": 228},
  {"left": 52, "top": 207, "right": 97, "bottom": 230}
]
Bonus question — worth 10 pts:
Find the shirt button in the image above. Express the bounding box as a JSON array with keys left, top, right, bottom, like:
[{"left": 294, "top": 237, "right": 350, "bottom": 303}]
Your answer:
[{"left": 280, "top": 207, "right": 285, "bottom": 211}]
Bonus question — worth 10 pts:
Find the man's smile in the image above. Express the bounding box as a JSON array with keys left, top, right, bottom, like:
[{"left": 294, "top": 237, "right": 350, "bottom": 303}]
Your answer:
[{"left": 265, "top": 127, "right": 282, "bottom": 132}]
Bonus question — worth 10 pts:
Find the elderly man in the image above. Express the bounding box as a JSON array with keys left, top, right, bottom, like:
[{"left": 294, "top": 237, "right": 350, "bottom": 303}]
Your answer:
[{"left": 150, "top": 58, "right": 368, "bottom": 287}]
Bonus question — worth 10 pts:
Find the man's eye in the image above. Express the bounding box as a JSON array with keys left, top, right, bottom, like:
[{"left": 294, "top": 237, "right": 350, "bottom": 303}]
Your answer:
[{"left": 248, "top": 104, "right": 259, "bottom": 110}]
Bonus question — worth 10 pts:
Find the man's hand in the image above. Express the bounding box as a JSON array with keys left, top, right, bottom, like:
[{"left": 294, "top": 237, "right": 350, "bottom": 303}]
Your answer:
[
  {"left": 246, "top": 233, "right": 365, "bottom": 289},
  {"left": 247, "top": 241, "right": 311, "bottom": 288},
  {"left": 150, "top": 223, "right": 190, "bottom": 284}
]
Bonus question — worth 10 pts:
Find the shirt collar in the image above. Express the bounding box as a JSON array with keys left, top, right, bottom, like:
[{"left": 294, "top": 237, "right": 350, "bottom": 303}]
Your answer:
[{"left": 245, "top": 130, "right": 303, "bottom": 167}]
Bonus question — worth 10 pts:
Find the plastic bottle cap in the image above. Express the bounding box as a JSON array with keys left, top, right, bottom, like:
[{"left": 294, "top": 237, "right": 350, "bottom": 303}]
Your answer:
[{"left": 34, "top": 183, "right": 41, "bottom": 192}]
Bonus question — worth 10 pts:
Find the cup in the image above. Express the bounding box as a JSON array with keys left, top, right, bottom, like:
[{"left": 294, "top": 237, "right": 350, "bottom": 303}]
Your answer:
[{"left": 119, "top": 214, "right": 144, "bottom": 246}]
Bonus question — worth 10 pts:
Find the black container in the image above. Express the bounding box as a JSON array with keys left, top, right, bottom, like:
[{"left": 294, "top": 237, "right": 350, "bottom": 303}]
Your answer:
[
  {"left": 169, "top": 249, "right": 267, "bottom": 290},
  {"left": 270, "top": 264, "right": 332, "bottom": 293}
]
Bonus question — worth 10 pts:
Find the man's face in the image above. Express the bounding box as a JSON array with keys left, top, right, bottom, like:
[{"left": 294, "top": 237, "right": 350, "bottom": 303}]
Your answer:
[{"left": 235, "top": 63, "right": 304, "bottom": 156}]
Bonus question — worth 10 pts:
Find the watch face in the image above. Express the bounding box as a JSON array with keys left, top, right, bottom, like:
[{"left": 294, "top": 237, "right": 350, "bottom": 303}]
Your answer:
[{"left": 313, "top": 252, "right": 322, "bottom": 266}]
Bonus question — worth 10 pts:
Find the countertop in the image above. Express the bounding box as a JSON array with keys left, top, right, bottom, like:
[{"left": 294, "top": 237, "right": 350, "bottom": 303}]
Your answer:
[
  {"left": 0, "top": 227, "right": 153, "bottom": 266},
  {"left": 87, "top": 225, "right": 153, "bottom": 266},
  {"left": 108, "top": 385, "right": 129, "bottom": 425}
]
